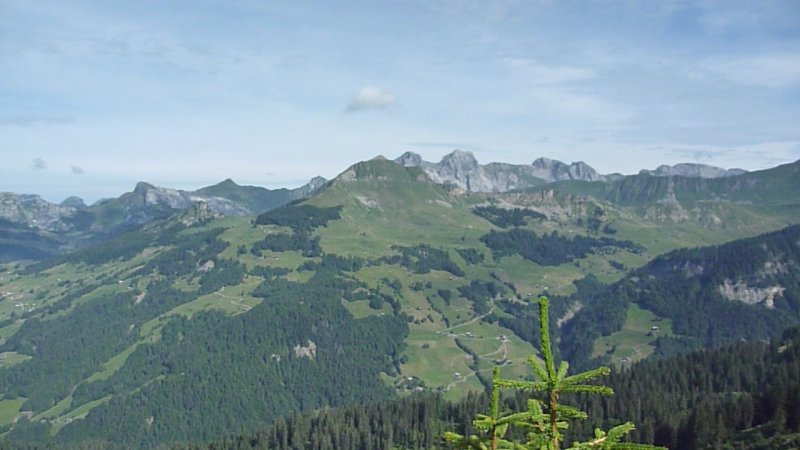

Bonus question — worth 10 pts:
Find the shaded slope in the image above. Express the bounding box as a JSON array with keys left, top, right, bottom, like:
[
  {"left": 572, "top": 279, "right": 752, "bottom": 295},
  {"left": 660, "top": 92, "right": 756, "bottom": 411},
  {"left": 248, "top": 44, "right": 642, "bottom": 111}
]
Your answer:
[
  {"left": 545, "top": 159, "right": 800, "bottom": 208},
  {"left": 559, "top": 224, "right": 800, "bottom": 367},
  {"left": 196, "top": 177, "right": 326, "bottom": 215}
]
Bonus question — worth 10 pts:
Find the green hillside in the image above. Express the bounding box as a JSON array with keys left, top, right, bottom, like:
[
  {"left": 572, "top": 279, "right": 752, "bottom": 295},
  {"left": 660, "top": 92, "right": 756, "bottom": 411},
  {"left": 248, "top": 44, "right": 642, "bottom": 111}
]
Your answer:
[
  {"left": 194, "top": 324, "right": 800, "bottom": 450},
  {"left": 558, "top": 224, "right": 800, "bottom": 369},
  {"left": 0, "top": 158, "right": 798, "bottom": 447},
  {"left": 196, "top": 178, "right": 317, "bottom": 215},
  {"left": 544, "top": 159, "right": 800, "bottom": 207}
]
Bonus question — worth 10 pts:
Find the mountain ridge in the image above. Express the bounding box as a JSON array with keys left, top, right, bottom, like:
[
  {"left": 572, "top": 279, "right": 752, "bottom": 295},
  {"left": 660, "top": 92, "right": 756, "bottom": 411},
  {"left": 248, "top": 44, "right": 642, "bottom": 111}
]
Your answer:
[
  {"left": 393, "top": 150, "right": 748, "bottom": 193},
  {"left": 0, "top": 177, "right": 326, "bottom": 262}
]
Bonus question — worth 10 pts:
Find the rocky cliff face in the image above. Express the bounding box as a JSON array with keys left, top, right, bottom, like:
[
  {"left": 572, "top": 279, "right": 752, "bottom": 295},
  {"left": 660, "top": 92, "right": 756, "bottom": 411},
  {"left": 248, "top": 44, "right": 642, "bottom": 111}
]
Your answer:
[
  {"left": 393, "top": 150, "right": 606, "bottom": 192},
  {"left": 294, "top": 176, "right": 328, "bottom": 198},
  {"left": 60, "top": 196, "right": 88, "bottom": 210},
  {"left": 395, "top": 151, "right": 749, "bottom": 193},
  {"left": 129, "top": 182, "right": 250, "bottom": 218},
  {"left": 530, "top": 157, "right": 607, "bottom": 182},
  {"left": 395, "top": 151, "right": 425, "bottom": 168},
  {"left": 0, "top": 193, "right": 81, "bottom": 233}
]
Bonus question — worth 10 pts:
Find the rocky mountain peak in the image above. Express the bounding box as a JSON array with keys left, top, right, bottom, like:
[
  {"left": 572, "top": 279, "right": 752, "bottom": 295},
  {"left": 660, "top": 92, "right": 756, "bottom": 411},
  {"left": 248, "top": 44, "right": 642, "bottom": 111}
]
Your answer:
[
  {"left": 532, "top": 157, "right": 559, "bottom": 169},
  {"left": 438, "top": 150, "right": 479, "bottom": 177},
  {"left": 133, "top": 182, "right": 156, "bottom": 194},
  {"left": 294, "top": 176, "right": 327, "bottom": 197},
  {"left": 391, "top": 151, "right": 607, "bottom": 193},
  {"left": 531, "top": 158, "right": 605, "bottom": 182},
  {"left": 60, "top": 196, "right": 87, "bottom": 209},
  {"left": 395, "top": 151, "right": 423, "bottom": 167},
  {"left": 434, "top": 151, "right": 483, "bottom": 191},
  {"left": 569, "top": 161, "right": 604, "bottom": 181},
  {"left": 440, "top": 150, "right": 479, "bottom": 167},
  {"left": 306, "top": 176, "right": 327, "bottom": 190}
]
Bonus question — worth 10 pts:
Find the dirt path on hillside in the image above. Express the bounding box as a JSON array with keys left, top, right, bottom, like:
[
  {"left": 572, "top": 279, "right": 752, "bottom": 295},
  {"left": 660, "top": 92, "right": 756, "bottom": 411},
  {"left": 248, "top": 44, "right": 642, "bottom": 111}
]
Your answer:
[
  {"left": 216, "top": 287, "right": 252, "bottom": 312},
  {"left": 437, "top": 304, "right": 494, "bottom": 335},
  {"left": 479, "top": 340, "right": 508, "bottom": 360}
]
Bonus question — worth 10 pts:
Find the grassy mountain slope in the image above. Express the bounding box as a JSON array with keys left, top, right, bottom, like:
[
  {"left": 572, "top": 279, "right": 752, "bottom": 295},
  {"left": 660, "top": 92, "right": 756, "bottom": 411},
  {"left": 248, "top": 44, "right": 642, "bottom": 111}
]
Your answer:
[
  {"left": 545, "top": 159, "right": 800, "bottom": 207},
  {"left": 196, "top": 178, "right": 323, "bottom": 215},
  {"left": 0, "top": 158, "right": 798, "bottom": 447}
]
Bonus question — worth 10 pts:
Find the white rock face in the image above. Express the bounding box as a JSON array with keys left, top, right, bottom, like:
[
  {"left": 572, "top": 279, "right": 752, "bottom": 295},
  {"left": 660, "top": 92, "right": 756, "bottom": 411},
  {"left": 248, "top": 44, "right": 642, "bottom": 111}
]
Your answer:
[
  {"left": 0, "top": 192, "right": 80, "bottom": 232},
  {"left": 718, "top": 279, "right": 784, "bottom": 308},
  {"left": 395, "top": 151, "right": 424, "bottom": 167},
  {"left": 530, "top": 157, "right": 607, "bottom": 182},
  {"left": 394, "top": 151, "right": 747, "bottom": 193},
  {"left": 295, "top": 176, "right": 327, "bottom": 197},
  {"left": 293, "top": 340, "right": 317, "bottom": 359},
  {"left": 394, "top": 150, "right": 608, "bottom": 193},
  {"left": 132, "top": 182, "right": 250, "bottom": 217}
]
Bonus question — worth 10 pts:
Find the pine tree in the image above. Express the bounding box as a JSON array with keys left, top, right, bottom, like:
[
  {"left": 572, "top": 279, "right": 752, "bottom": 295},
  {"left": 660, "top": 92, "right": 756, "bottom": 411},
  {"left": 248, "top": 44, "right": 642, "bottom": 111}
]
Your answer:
[{"left": 444, "top": 297, "right": 666, "bottom": 450}]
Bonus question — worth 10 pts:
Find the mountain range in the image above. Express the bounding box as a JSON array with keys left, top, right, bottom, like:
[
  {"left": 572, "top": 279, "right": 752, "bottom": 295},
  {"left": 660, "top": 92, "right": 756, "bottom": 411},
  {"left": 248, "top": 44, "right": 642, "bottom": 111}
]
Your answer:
[
  {"left": 0, "top": 177, "right": 326, "bottom": 262},
  {"left": 0, "top": 152, "right": 797, "bottom": 448},
  {"left": 0, "top": 151, "right": 754, "bottom": 263},
  {"left": 394, "top": 149, "right": 745, "bottom": 193}
]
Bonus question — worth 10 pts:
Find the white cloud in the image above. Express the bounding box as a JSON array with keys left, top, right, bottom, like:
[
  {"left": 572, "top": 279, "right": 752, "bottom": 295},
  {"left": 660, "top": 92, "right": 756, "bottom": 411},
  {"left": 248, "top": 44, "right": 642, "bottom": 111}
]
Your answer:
[{"left": 346, "top": 86, "right": 396, "bottom": 112}]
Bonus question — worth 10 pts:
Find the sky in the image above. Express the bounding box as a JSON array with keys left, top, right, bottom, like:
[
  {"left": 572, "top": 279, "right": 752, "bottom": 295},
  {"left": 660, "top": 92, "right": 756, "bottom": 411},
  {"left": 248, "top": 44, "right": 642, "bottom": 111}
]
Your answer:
[{"left": 1, "top": 0, "right": 799, "bottom": 203}]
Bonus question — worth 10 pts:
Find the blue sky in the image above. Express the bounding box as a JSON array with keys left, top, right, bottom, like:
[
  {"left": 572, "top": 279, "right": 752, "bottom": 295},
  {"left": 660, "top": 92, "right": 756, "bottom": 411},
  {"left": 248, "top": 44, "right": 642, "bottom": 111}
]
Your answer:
[{"left": 2, "top": 0, "right": 799, "bottom": 203}]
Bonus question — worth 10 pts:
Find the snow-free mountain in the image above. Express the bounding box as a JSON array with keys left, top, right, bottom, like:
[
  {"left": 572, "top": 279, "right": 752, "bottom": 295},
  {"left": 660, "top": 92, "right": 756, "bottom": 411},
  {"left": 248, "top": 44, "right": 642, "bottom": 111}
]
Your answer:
[
  {"left": 394, "top": 150, "right": 745, "bottom": 193},
  {"left": 0, "top": 177, "right": 325, "bottom": 262},
  {"left": 0, "top": 154, "right": 797, "bottom": 449}
]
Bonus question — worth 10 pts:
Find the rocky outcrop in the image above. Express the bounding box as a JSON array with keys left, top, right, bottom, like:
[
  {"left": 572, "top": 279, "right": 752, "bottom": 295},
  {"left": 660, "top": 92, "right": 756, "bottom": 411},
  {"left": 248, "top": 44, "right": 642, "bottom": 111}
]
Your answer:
[
  {"left": 0, "top": 193, "right": 81, "bottom": 233},
  {"left": 394, "top": 150, "right": 607, "bottom": 193},
  {"left": 130, "top": 182, "right": 250, "bottom": 218},
  {"left": 294, "top": 176, "right": 328, "bottom": 198},
  {"left": 395, "top": 151, "right": 424, "bottom": 167},
  {"left": 60, "top": 196, "right": 87, "bottom": 210},
  {"left": 395, "top": 151, "right": 750, "bottom": 194},
  {"left": 293, "top": 340, "right": 317, "bottom": 359},
  {"left": 718, "top": 279, "right": 783, "bottom": 308},
  {"left": 530, "top": 157, "right": 607, "bottom": 182}
]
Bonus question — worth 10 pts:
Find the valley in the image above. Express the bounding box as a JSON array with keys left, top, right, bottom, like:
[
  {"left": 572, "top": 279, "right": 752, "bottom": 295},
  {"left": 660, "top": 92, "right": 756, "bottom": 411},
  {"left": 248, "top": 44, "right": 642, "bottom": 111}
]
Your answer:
[{"left": 0, "top": 155, "right": 798, "bottom": 448}]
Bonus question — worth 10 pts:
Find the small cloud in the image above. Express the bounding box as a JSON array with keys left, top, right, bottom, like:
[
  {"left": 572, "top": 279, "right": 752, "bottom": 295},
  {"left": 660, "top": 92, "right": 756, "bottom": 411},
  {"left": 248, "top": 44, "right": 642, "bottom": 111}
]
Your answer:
[
  {"left": 345, "top": 86, "right": 396, "bottom": 112},
  {"left": 32, "top": 158, "right": 47, "bottom": 171},
  {"left": 71, "top": 165, "right": 85, "bottom": 174}
]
